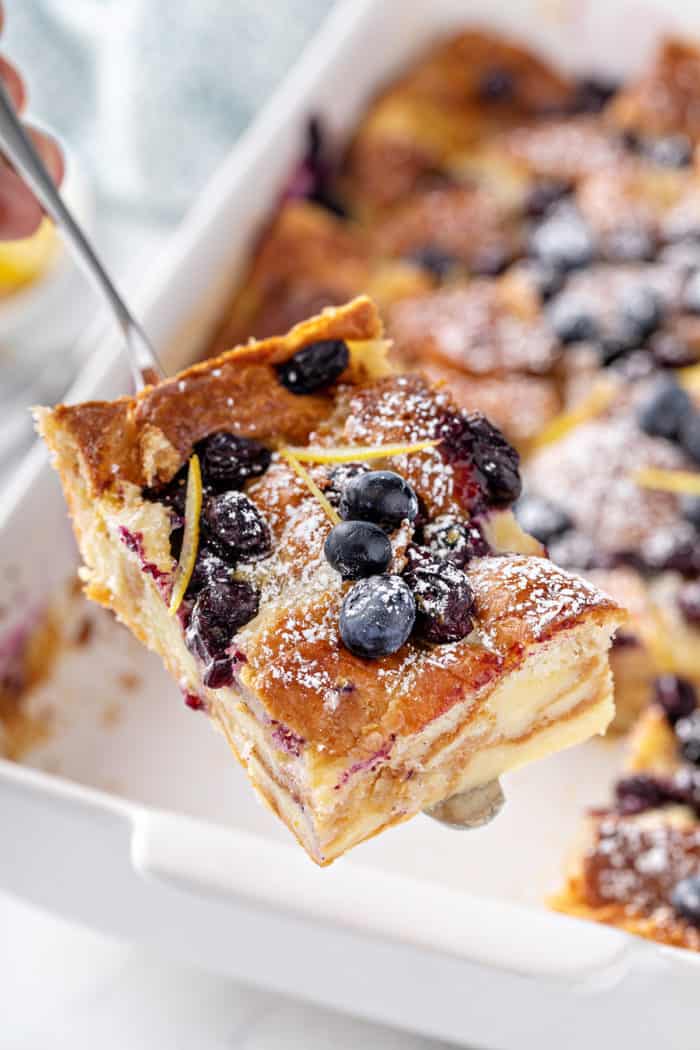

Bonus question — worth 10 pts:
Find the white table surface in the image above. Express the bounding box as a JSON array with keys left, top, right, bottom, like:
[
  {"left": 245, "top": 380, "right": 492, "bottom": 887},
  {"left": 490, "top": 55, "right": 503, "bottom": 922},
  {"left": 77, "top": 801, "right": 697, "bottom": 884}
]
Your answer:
[{"left": 0, "top": 890, "right": 450, "bottom": 1049}]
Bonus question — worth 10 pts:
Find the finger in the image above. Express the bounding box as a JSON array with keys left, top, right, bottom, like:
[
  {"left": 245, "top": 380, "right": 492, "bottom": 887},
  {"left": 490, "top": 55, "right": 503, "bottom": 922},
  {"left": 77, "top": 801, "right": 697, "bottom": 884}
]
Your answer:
[
  {"left": 0, "top": 55, "right": 25, "bottom": 112},
  {"left": 26, "top": 125, "right": 65, "bottom": 186},
  {"left": 0, "top": 162, "right": 43, "bottom": 237}
]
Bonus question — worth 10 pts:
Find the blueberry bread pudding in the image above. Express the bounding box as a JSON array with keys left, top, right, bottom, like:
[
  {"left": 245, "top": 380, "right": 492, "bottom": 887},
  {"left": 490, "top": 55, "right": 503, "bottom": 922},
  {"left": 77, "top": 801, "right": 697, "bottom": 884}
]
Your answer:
[
  {"left": 36, "top": 297, "right": 622, "bottom": 864},
  {"left": 523, "top": 372, "right": 700, "bottom": 730},
  {"left": 551, "top": 674, "right": 700, "bottom": 950}
]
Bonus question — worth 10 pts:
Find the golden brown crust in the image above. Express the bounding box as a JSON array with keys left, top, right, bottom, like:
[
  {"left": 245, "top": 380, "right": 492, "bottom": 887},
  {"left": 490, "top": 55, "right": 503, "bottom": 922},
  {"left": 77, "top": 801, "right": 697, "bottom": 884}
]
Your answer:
[
  {"left": 40, "top": 297, "right": 382, "bottom": 494},
  {"left": 607, "top": 36, "right": 700, "bottom": 141},
  {"left": 240, "top": 554, "right": 621, "bottom": 755}
]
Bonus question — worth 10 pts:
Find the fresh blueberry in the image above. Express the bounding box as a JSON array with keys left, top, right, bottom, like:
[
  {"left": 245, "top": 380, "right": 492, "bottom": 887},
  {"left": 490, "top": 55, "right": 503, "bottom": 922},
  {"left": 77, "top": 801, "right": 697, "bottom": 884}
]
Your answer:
[
  {"left": 620, "top": 285, "right": 664, "bottom": 340},
  {"left": 470, "top": 244, "right": 511, "bottom": 277},
  {"left": 339, "top": 470, "right": 419, "bottom": 529},
  {"left": 325, "top": 462, "right": 370, "bottom": 505},
  {"left": 649, "top": 332, "right": 697, "bottom": 369},
  {"left": 681, "top": 411, "right": 700, "bottom": 463},
  {"left": 671, "top": 875, "right": 700, "bottom": 925},
  {"left": 547, "top": 291, "right": 599, "bottom": 344},
  {"left": 477, "top": 68, "right": 515, "bottom": 102},
  {"left": 143, "top": 466, "right": 188, "bottom": 523},
  {"left": 204, "top": 491, "right": 271, "bottom": 560},
  {"left": 675, "top": 710, "right": 700, "bottom": 765},
  {"left": 611, "top": 349, "right": 657, "bottom": 381},
  {"left": 614, "top": 774, "right": 670, "bottom": 815},
  {"left": 324, "top": 520, "right": 392, "bottom": 580},
  {"left": 547, "top": 530, "right": 603, "bottom": 571},
  {"left": 422, "top": 516, "right": 491, "bottom": 567},
  {"left": 640, "top": 522, "right": 700, "bottom": 575},
  {"left": 276, "top": 339, "right": 349, "bottom": 394},
  {"left": 407, "top": 245, "right": 460, "bottom": 280},
  {"left": 683, "top": 270, "right": 700, "bottom": 315},
  {"left": 678, "top": 580, "right": 700, "bottom": 625},
  {"left": 514, "top": 496, "right": 572, "bottom": 545},
  {"left": 339, "top": 575, "right": 416, "bottom": 658},
  {"left": 197, "top": 432, "right": 271, "bottom": 491},
  {"left": 185, "top": 581, "right": 259, "bottom": 670},
  {"left": 404, "top": 559, "right": 475, "bottom": 644},
  {"left": 655, "top": 674, "right": 698, "bottom": 725},
  {"left": 187, "top": 544, "right": 234, "bottom": 595},
  {"left": 604, "top": 226, "right": 656, "bottom": 262},
  {"left": 529, "top": 205, "right": 594, "bottom": 272},
  {"left": 522, "top": 260, "right": 564, "bottom": 302},
  {"left": 524, "top": 180, "right": 570, "bottom": 219},
  {"left": 644, "top": 134, "right": 693, "bottom": 168},
  {"left": 571, "top": 76, "right": 619, "bottom": 113},
  {"left": 681, "top": 494, "right": 700, "bottom": 529},
  {"left": 636, "top": 378, "right": 692, "bottom": 440}
]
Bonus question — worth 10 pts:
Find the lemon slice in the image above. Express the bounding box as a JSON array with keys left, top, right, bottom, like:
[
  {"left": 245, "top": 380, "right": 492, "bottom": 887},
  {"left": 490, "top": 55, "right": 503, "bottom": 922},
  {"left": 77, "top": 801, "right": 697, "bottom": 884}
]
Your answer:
[
  {"left": 168, "top": 454, "right": 203, "bottom": 615},
  {"left": 678, "top": 362, "right": 700, "bottom": 395},
  {"left": 531, "top": 381, "right": 616, "bottom": 449},
  {"left": 281, "top": 439, "right": 440, "bottom": 464},
  {"left": 0, "top": 218, "right": 57, "bottom": 293},
  {"left": 633, "top": 467, "right": 700, "bottom": 495},
  {"left": 279, "top": 448, "right": 340, "bottom": 524}
]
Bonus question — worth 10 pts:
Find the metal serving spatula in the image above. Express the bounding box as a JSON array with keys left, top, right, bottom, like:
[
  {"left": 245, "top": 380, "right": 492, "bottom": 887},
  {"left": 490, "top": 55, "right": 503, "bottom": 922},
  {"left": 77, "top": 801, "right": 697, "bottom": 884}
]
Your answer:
[{"left": 0, "top": 80, "right": 503, "bottom": 831}]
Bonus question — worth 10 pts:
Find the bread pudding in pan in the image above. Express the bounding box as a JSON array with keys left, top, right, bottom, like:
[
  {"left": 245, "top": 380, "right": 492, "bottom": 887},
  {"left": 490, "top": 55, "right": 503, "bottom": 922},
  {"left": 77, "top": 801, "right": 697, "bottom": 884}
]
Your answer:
[{"left": 37, "top": 297, "right": 623, "bottom": 864}]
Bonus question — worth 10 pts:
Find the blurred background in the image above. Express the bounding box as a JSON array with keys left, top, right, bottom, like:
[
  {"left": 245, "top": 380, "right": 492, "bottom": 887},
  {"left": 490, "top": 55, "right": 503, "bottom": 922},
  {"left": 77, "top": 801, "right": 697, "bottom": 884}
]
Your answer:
[
  {"left": 0, "top": 4, "right": 451, "bottom": 1048},
  {"left": 0, "top": 0, "right": 332, "bottom": 483}
]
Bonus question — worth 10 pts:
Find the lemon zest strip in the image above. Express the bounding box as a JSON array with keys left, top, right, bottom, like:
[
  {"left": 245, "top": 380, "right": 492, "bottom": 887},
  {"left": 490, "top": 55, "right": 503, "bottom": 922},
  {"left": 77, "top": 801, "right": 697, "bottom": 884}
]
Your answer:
[
  {"left": 279, "top": 448, "right": 340, "bottom": 525},
  {"left": 168, "top": 453, "right": 202, "bottom": 616}
]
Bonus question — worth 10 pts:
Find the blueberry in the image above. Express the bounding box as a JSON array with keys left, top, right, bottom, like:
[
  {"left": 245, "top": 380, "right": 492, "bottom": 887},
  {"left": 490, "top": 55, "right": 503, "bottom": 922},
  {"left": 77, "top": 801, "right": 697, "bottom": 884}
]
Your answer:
[
  {"left": 614, "top": 774, "right": 670, "bottom": 815},
  {"left": 644, "top": 134, "right": 693, "bottom": 168},
  {"left": 404, "top": 559, "right": 475, "bottom": 644},
  {"left": 681, "top": 494, "right": 700, "bottom": 529},
  {"left": 675, "top": 710, "right": 700, "bottom": 765},
  {"left": 185, "top": 581, "right": 259, "bottom": 668},
  {"left": 455, "top": 413, "right": 522, "bottom": 507},
  {"left": 143, "top": 466, "right": 188, "bottom": 523},
  {"left": 276, "top": 339, "right": 350, "bottom": 395},
  {"left": 187, "top": 544, "right": 234, "bottom": 595},
  {"left": 640, "top": 522, "right": 700, "bottom": 575},
  {"left": 324, "top": 520, "right": 392, "bottom": 580},
  {"left": 547, "top": 530, "right": 602, "bottom": 571},
  {"left": 683, "top": 270, "right": 700, "bottom": 315},
  {"left": 470, "top": 244, "right": 511, "bottom": 277},
  {"left": 649, "top": 332, "right": 697, "bottom": 369},
  {"left": 529, "top": 205, "right": 594, "bottom": 271},
  {"left": 407, "top": 246, "right": 459, "bottom": 279},
  {"left": 678, "top": 580, "right": 700, "bottom": 624},
  {"left": 477, "top": 68, "right": 515, "bottom": 102},
  {"left": 671, "top": 875, "right": 700, "bottom": 925},
  {"left": 571, "top": 76, "right": 619, "bottom": 113},
  {"left": 654, "top": 674, "right": 698, "bottom": 725},
  {"left": 598, "top": 324, "right": 641, "bottom": 366},
  {"left": 205, "top": 491, "right": 271, "bottom": 560},
  {"left": 422, "top": 516, "right": 491, "bottom": 567},
  {"left": 636, "top": 378, "right": 692, "bottom": 440},
  {"left": 514, "top": 496, "right": 572, "bottom": 545},
  {"left": 339, "top": 575, "right": 416, "bottom": 658},
  {"left": 339, "top": 470, "right": 419, "bottom": 529},
  {"left": 522, "top": 260, "right": 564, "bottom": 302},
  {"left": 620, "top": 285, "right": 664, "bottom": 340},
  {"left": 604, "top": 226, "right": 656, "bottom": 262},
  {"left": 197, "top": 432, "right": 271, "bottom": 491},
  {"left": 547, "top": 292, "right": 599, "bottom": 344},
  {"left": 612, "top": 348, "right": 657, "bottom": 381},
  {"left": 325, "top": 461, "right": 370, "bottom": 505},
  {"left": 524, "top": 180, "right": 570, "bottom": 219},
  {"left": 681, "top": 411, "right": 700, "bottom": 463}
]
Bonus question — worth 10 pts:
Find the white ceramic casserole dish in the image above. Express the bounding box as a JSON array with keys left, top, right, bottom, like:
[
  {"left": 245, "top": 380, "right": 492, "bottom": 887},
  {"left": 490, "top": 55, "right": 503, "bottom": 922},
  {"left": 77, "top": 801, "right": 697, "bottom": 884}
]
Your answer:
[{"left": 2, "top": 2, "right": 700, "bottom": 1046}]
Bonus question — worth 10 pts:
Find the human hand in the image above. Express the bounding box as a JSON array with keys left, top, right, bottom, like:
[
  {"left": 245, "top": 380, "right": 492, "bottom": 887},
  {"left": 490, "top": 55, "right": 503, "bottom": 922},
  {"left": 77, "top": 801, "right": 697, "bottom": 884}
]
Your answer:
[{"left": 0, "top": 3, "right": 63, "bottom": 239}]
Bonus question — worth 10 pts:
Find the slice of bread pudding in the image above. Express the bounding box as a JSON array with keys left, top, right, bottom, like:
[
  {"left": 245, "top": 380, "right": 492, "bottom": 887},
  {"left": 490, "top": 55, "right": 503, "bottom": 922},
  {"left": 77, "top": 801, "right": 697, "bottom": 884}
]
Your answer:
[{"left": 36, "top": 297, "right": 623, "bottom": 864}]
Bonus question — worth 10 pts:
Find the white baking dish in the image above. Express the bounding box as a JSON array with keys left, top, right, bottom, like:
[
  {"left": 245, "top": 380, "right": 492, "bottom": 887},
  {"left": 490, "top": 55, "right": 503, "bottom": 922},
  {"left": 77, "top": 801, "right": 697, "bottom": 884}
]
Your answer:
[{"left": 2, "top": 1, "right": 700, "bottom": 1046}]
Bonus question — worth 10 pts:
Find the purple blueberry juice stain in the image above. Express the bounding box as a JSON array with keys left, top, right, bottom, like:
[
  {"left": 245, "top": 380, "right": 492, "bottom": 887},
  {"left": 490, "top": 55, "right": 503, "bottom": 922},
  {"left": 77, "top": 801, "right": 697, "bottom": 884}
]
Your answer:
[
  {"left": 334, "top": 736, "right": 396, "bottom": 790},
  {"left": 118, "top": 526, "right": 171, "bottom": 595},
  {"left": 271, "top": 722, "right": 305, "bottom": 757}
]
